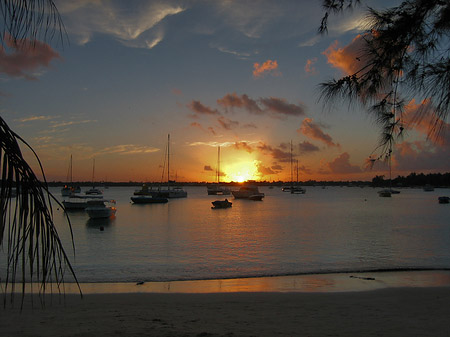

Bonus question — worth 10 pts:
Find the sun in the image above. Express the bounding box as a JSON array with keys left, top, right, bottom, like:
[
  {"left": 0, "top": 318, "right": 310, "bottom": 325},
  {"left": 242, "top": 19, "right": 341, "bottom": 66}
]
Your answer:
[{"left": 223, "top": 161, "right": 259, "bottom": 183}]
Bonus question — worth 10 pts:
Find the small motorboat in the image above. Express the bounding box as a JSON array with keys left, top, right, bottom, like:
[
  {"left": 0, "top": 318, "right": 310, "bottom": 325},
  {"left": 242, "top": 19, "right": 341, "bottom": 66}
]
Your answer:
[
  {"left": 248, "top": 194, "right": 264, "bottom": 201},
  {"left": 438, "top": 196, "right": 449, "bottom": 204},
  {"left": 378, "top": 189, "right": 392, "bottom": 197},
  {"left": 85, "top": 199, "right": 116, "bottom": 219},
  {"left": 131, "top": 195, "right": 168, "bottom": 204},
  {"left": 211, "top": 199, "right": 232, "bottom": 209}
]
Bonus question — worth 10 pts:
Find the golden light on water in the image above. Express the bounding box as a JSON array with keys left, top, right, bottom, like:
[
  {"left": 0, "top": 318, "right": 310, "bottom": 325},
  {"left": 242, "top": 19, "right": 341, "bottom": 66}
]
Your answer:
[{"left": 223, "top": 160, "right": 260, "bottom": 182}]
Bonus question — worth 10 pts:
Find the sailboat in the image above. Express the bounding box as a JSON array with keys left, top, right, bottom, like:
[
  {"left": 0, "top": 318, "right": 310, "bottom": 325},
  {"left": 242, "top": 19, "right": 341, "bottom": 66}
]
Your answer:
[
  {"left": 282, "top": 141, "right": 305, "bottom": 194},
  {"left": 61, "top": 155, "right": 81, "bottom": 196},
  {"left": 150, "top": 134, "right": 187, "bottom": 198},
  {"left": 291, "top": 159, "right": 306, "bottom": 194},
  {"left": 85, "top": 158, "right": 103, "bottom": 195},
  {"left": 207, "top": 146, "right": 231, "bottom": 195},
  {"left": 378, "top": 148, "right": 400, "bottom": 197}
]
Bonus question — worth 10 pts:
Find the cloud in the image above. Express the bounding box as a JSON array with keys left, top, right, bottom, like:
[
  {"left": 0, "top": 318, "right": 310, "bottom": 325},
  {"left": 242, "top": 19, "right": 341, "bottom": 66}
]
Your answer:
[
  {"left": 0, "top": 34, "right": 61, "bottom": 80},
  {"left": 50, "top": 119, "right": 97, "bottom": 128},
  {"left": 211, "top": 44, "right": 252, "bottom": 59},
  {"left": 97, "top": 144, "right": 160, "bottom": 156},
  {"left": 217, "top": 93, "right": 263, "bottom": 114},
  {"left": 393, "top": 139, "right": 450, "bottom": 172},
  {"left": 253, "top": 59, "right": 280, "bottom": 78},
  {"left": 298, "top": 118, "right": 339, "bottom": 147},
  {"left": 16, "top": 115, "right": 55, "bottom": 122},
  {"left": 187, "top": 100, "right": 219, "bottom": 115},
  {"left": 260, "top": 97, "right": 305, "bottom": 117},
  {"left": 208, "top": 127, "right": 217, "bottom": 135},
  {"left": 256, "top": 162, "right": 276, "bottom": 176},
  {"left": 322, "top": 152, "right": 362, "bottom": 174},
  {"left": 172, "top": 88, "right": 182, "bottom": 96},
  {"left": 58, "top": 1, "right": 185, "bottom": 48},
  {"left": 298, "top": 141, "right": 320, "bottom": 154},
  {"left": 257, "top": 142, "right": 290, "bottom": 162},
  {"left": 304, "top": 58, "right": 318, "bottom": 75},
  {"left": 217, "top": 116, "right": 239, "bottom": 130},
  {"left": 322, "top": 34, "right": 369, "bottom": 76},
  {"left": 204, "top": 165, "right": 214, "bottom": 171},
  {"left": 298, "top": 35, "right": 321, "bottom": 47},
  {"left": 233, "top": 141, "right": 254, "bottom": 153}
]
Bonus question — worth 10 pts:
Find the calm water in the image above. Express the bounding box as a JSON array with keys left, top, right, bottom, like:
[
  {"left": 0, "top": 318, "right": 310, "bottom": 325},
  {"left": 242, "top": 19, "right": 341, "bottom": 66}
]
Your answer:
[{"left": 44, "top": 186, "right": 450, "bottom": 282}]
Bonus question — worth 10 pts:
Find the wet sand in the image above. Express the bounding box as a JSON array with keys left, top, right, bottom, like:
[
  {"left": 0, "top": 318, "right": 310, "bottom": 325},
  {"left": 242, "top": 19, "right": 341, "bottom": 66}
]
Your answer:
[{"left": 2, "top": 271, "right": 450, "bottom": 337}]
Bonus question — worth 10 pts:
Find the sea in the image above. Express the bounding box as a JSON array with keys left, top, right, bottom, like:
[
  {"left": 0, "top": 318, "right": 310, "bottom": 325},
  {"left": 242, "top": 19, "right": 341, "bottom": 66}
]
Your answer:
[{"left": 30, "top": 185, "right": 447, "bottom": 284}]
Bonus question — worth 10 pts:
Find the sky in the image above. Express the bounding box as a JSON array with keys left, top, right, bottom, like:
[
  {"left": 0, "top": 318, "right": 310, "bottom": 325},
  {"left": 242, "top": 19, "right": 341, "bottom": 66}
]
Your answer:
[{"left": 1, "top": 0, "right": 449, "bottom": 183}]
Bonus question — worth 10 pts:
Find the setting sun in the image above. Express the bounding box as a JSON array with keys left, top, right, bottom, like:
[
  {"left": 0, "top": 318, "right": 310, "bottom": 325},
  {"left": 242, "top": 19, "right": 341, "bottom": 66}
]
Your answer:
[{"left": 223, "top": 160, "right": 260, "bottom": 182}]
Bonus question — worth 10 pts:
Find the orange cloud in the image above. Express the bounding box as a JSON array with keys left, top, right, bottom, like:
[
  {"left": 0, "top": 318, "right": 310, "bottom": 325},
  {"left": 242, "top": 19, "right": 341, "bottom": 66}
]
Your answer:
[
  {"left": 298, "top": 118, "right": 339, "bottom": 148},
  {"left": 233, "top": 141, "right": 253, "bottom": 153},
  {"left": 304, "top": 57, "right": 318, "bottom": 75},
  {"left": 402, "top": 98, "right": 450, "bottom": 146},
  {"left": 322, "top": 152, "right": 362, "bottom": 174},
  {"left": 253, "top": 59, "right": 280, "bottom": 78},
  {"left": 0, "top": 34, "right": 61, "bottom": 80},
  {"left": 322, "top": 34, "right": 369, "bottom": 75}
]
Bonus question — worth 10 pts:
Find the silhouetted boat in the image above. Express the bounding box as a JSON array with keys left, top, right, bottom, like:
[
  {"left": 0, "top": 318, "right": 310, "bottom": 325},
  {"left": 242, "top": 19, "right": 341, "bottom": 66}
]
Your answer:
[
  {"left": 423, "top": 185, "right": 434, "bottom": 192},
  {"left": 378, "top": 189, "right": 392, "bottom": 197},
  {"left": 61, "top": 155, "right": 81, "bottom": 196},
  {"left": 131, "top": 195, "right": 168, "bottom": 204},
  {"left": 85, "top": 158, "right": 103, "bottom": 195},
  {"left": 207, "top": 146, "right": 231, "bottom": 195},
  {"left": 232, "top": 186, "right": 264, "bottom": 200},
  {"left": 153, "top": 134, "right": 187, "bottom": 198},
  {"left": 211, "top": 199, "right": 232, "bottom": 209},
  {"left": 438, "top": 196, "right": 449, "bottom": 204}
]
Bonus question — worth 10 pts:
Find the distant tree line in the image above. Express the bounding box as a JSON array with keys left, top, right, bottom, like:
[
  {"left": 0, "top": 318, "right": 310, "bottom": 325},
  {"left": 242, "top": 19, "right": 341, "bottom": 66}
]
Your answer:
[{"left": 372, "top": 172, "right": 450, "bottom": 187}]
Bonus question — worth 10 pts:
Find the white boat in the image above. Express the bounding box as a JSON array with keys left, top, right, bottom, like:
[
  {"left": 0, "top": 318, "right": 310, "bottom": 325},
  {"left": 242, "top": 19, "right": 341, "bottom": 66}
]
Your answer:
[
  {"left": 85, "top": 158, "right": 103, "bottom": 195},
  {"left": 85, "top": 199, "right": 116, "bottom": 219},
  {"left": 423, "top": 185, "right": 434, "bottom": 192},
  {"left": 232, "top": 186, "right": 264, "bottom": 200},
  {"left": 211, "top": 199, "right": 232, "bottom": 209},
  {"left": 207, "top": 146, "right": 231, "bottom": 195},
  {"left": 62, "top": 195, "right": 103, "bottom": 210},
  {"left": 61, "top": 155, "right": 81, "bottom": 196}
]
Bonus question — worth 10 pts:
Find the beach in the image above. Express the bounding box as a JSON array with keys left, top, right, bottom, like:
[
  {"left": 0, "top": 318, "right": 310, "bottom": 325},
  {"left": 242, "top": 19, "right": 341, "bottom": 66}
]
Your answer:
[
  {"left": 2, "top": 272, "right": 450, "bottom": 337},
  {"left": 2, "top": 288, "right": 450, "bottom": 336}
]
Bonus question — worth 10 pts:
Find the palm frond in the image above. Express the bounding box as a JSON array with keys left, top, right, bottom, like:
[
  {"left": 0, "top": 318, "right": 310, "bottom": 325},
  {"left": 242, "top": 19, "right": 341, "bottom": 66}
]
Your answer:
[{"left": 1, "top": 117, "right": 80, "bottom": 304}]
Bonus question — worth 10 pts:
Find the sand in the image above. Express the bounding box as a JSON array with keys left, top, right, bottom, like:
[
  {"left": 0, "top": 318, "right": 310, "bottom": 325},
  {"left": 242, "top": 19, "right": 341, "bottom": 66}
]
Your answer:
[{"left": 2, "top": 285, "right": 450, "bottom": 337}]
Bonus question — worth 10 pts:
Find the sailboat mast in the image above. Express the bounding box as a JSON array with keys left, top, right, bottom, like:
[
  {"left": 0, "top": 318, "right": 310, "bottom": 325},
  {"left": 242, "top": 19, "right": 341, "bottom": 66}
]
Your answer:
[
  {"left": 290, "top": 140, "right": 293, "bottom": 188},
  {"left": 70, "top": 154, "right": 73, "bottom": 184},
  {"left": 217, "top": 146, "right": 220, "bottom": 185},
  {"left": 296, "top": 159, "right": 299, "bottom": 184},
  {"left": 92, "top": 158, "right": 95, "bottom": 187},
  {"left": 167, "top": 134, "right": 170, "bottom": 189}
]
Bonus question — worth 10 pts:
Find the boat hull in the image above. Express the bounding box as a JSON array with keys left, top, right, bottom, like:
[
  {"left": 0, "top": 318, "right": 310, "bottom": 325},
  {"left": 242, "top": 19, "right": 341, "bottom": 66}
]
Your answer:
[{"left": 131, "top": 196, "right": 168, "bottom": 204}]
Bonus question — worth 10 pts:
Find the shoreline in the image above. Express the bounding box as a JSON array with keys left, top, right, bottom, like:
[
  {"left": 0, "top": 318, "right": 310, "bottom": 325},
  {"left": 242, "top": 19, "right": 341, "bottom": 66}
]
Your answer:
[
  {"left": 3, "top": 270, "right": 450, "bottom": 336},
  {"left": 7, "top": 269, "right": 450, "bottom": 294}
]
